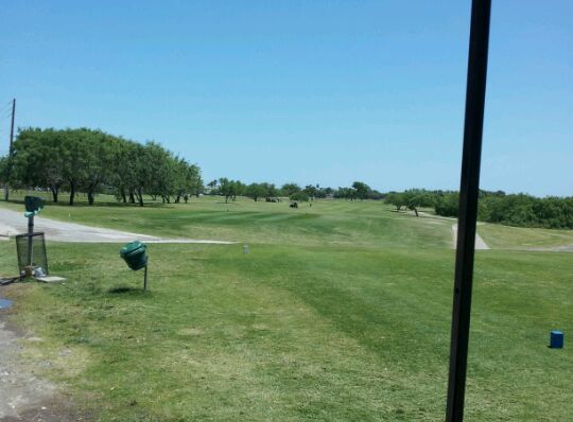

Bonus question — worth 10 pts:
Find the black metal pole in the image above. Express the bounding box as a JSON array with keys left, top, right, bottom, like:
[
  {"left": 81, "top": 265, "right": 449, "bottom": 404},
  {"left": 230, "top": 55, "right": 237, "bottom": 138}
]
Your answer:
[
  {"left": 446, "top": 1, "right": 492, "bottom": 421},
  {"left": 27, "top": 214, "right": 34, "bottom": 268}
]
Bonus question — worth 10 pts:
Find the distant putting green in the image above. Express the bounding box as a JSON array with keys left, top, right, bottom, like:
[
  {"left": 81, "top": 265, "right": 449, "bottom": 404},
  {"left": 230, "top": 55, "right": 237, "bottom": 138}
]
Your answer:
[{"left": 0, "top": 195, "right": 571, "bottom": 421}]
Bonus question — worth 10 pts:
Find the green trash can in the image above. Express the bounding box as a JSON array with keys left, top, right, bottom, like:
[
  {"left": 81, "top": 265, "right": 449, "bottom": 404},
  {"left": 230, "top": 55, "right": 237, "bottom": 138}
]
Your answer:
[
  {"left": 120, "top": 241, "right": 148, "bottom": 271},
  {"left": 25, "top": 196, "right": 45, "bottom": 214}
]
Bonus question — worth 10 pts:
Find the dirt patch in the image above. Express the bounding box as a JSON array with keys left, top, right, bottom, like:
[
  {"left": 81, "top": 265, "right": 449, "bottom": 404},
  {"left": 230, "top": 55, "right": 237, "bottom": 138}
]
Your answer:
[
  {"left": 0, "top": 298, "right": 93, "bottom": 422},
  {"left": 0, "top": 394, "right": 90, "bottom": 422}
]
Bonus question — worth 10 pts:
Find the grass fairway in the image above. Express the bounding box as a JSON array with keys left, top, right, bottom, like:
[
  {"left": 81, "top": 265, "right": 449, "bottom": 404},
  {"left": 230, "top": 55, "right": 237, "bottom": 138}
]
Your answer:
[
  {"left": 1, "top": 194, "right": 453, "bottom": 248},
  {"left": 479, "top": 223, "right": 573, "bottom": 249},
  {"left": 1, "top": 198, "right": 572, "bottom": 421}
]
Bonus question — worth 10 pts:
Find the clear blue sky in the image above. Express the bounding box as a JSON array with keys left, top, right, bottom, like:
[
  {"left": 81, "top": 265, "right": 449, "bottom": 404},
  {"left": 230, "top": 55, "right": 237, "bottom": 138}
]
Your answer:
[{"left": 1, "top": 1, "right": 571, "bottom": 196}]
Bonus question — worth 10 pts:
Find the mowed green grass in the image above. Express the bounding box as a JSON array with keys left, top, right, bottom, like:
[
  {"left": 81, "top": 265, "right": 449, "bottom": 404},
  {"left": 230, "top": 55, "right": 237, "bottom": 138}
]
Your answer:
[
  {"left": 479, "top": 223, "right": 573, "bottom": 249},
  {"left": 5, "top": 190, "right": 573, "bottom": 250},
  {"left": 1, "top": 193, "right": 454, "bottom": 248},
  {"left": 1, "top": 196, "right": 572, "bottom": 421}
]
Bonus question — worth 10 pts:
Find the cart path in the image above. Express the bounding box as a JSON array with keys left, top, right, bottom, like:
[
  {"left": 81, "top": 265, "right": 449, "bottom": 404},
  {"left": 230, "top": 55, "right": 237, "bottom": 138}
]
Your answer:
[
  {"left": 415, "top": 211, "right": 490, "bottom": 250},
  {"left": 0, "top": 208, "right": 235, "bottom": 244},
  {"left": 451, "top": 223, "right": 490, "bottom": 250}
]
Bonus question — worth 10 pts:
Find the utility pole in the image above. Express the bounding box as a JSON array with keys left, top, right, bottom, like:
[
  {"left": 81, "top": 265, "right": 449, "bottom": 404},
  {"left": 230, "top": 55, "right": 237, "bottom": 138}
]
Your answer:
[
  {"left": 9, "top": 98, "right": 16, "bottom": 154},
  {"left": 4, "top": 98, "right": 15, "bottom": 201}
]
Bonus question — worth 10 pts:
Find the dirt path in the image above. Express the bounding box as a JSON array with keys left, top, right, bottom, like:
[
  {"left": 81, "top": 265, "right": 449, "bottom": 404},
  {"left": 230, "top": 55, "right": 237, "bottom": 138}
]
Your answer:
[
  {"left": 451, "top": 223, "right": 490, "bottom": 250},
  {"left": 0, "top": 314, "right": 89, "bottom": 421},
  {"left": 0, "top": 208, "right": 235, "bottom": 244},
  {"left": 0, "top": 317, "right": 52, "bottom": 420}
]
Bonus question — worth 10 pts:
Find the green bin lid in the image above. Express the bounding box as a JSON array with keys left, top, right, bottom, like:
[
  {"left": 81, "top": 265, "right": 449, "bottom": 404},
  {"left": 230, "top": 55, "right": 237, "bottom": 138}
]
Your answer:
[{"left": 120, "top": 241, "right": 146, "bottom": 257}]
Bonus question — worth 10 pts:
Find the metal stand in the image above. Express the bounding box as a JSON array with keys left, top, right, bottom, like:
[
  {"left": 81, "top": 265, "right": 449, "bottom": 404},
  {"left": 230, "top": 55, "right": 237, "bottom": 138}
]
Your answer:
[
  {"left": 446, "top": 0, "right": 492, "bottom": 421},
  {"left": 143, "top": 264, "right": 148, "bottom": 291},
  {"left": 27, "top": 215, "right": 34, "bottom": 267}
]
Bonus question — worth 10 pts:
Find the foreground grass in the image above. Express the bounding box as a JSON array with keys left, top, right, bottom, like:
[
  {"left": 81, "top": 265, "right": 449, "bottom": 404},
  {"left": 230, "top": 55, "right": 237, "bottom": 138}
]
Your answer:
[{"left": 1, "top": 240, "right": 571, "bottom": 421}]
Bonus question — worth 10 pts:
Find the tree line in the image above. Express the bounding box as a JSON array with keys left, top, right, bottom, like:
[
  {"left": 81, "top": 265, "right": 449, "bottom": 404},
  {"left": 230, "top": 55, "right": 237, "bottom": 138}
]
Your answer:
[
  {"left": 0, "top": 128, "right": 203, "bottom": 206},
  {"left": 206, "top": 179, "right": 383, "bottom": 203},
  {"left": 385, "top": 189, "right": 573, "bottom": 229},
  {"left": 0, "top": 128, "right": 382, "bottom": 207},
  {"left": 3, "top": 128, "right": 570, "bottom": 229}
]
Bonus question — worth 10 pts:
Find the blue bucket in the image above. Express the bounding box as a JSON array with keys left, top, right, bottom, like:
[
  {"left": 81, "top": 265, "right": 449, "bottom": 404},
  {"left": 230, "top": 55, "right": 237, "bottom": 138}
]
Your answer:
[{"left": 550, "top": 330, "right": 564, "bottom": 349}]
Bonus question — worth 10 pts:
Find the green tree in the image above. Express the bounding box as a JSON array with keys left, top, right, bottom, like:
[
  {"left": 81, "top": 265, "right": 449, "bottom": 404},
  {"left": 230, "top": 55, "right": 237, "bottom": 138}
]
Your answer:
[
  {"left": 10, "top": 128, "right": 66, "bottom": 202},
  {"left": 218, "top": 178, "right": 244, "bottom": 203},
  {"left": 385, "top": 192, "right": 406, "bottom": 211},
  {"left": 246, "top": 183, "right": 267, "bottom": 202},
  {"left": 0, "top": 155, "right": 10, "bottom": 200},
  {"left": 290, "top": 190, "right": 309, "bottom": 202},
  {"left": 107, "top": 136, "right": 134, "bottom": 203},
  {"left": 7, "top": 127, "right": 202, "bottom": 207},
  {"left": 280, "top": 183, "right": 301, "bottom": 197},
  {"left": 352, "top": 181, "right": 371, "bottom": 200},
  {"left": 335, "top": 187, "right": 357, "bottom": 201},
  {"left": 303, "top": 184, "right": 319, "bottom": 200},
  {"left": 144, "top": 141, "right": 176, "bottom": 204},
  {"left": 61, "top": 130, "right": 90, "bottom": 205},
  {"left": 403, "top": 189, "right": 433, "bottom": 217},
  {"left": 171, "top": 157, "right": 189, "bottom": 203},
  {"left": 80, "top": 130, "right": 119, "bottom": 205},
  {"left": 434, "top": 193, "right": 459, "bottom": 217},
  {"left": 263, "top": 183, "right": 278, "bottom": 199},
  {"left": 127, "top": 142, "right": 149, "bottom": 206},
  {"left": 186, "top": 164, "right": 203, "bottom": 198}
]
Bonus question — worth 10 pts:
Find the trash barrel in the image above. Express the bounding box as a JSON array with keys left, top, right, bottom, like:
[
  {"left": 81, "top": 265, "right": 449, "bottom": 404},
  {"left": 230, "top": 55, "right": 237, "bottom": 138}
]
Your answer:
[
  {"left": 550, "top": 330, "right": 564, "bottom": 349},
  {"left": 120, "top": 241, "right": 148, "bottom": 271},
  {"left": 25, "top": 196, "right": 45, "bottom": 214}
]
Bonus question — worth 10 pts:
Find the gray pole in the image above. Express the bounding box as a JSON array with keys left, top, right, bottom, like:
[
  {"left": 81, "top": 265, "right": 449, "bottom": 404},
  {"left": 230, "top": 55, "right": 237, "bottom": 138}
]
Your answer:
[
  {"left": 27, "top": 214, "right": 34, "bottom": 269},
  {"left": 446, "top": 0, "right": 492, "bottom": 421},
  {"left": 143, "top": 265, "right": 148, "bottom": 291},
  {"left": 9, "top": 99, "right": 15, "bottom": 155},
  {"left": 4, "top": 99, "right": 15, "bottom": 202}
]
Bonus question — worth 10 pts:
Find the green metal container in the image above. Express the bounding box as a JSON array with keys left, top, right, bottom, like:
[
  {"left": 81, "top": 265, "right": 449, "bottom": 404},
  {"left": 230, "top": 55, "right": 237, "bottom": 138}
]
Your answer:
[
  {"left": 120, "top": 241, "right": 148, "bottom": 270},
  {"left": 24, "top": 195, "right": 45, "bottom": 217}
]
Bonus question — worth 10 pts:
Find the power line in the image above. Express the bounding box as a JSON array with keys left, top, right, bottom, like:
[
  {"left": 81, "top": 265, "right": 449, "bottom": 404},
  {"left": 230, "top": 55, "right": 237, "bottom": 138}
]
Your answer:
[{"left": 0, "top": 103, "right": 13, "bottom": 115}]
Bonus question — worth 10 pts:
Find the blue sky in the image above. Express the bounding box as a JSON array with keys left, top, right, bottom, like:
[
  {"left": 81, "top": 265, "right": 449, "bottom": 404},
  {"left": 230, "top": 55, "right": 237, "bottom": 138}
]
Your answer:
[{"left": 1, "top": 1, "right": 571, "bottom": 196}]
